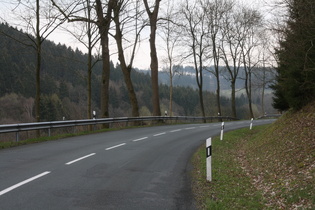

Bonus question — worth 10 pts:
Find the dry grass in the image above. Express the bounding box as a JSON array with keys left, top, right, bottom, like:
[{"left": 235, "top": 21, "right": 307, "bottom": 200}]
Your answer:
[
  {"left": 192, "top": 101, "right": 315, "bottom": 209},
  {"left": 241, "top": 102, "right": 315, "bottom": 209}
]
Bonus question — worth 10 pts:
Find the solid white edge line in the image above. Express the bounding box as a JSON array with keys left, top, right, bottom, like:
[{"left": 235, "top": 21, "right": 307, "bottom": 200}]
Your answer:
[
  {"left": 105, "top": 143, "right": 126, "bottom": 151},
  {"left": 65, "top": 153, "right": 96, "bottom": 165},
  {"left": 153, "top": 132, "right": 166, "bottom": 137},
  {"left": 133, "top": 137, "right": 148, "bottom": 142},
  {"left": 170, "top": 129, "right": 182, "bottom": 132},
  {"left": 0, "top": 171, "right": 51, "bottom": 196}
]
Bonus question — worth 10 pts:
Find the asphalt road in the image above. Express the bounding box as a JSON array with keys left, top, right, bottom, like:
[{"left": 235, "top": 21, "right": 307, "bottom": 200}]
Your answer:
[{"left": 0, "top": 119, "right": 275, "bottom": 209}]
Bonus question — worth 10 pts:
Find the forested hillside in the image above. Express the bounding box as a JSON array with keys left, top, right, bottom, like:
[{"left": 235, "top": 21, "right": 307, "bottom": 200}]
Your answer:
[{"left": 0, "top": 23, "right": 273, "bottom": 124}]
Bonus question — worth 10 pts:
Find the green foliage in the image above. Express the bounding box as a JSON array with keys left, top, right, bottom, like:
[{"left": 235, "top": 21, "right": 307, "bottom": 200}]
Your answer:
[
  {"left": 273, "top": 0, "right": 315, "bottom": 111},
  {"left": 40, "top": 94, "right": 65, "bottom": 121}
]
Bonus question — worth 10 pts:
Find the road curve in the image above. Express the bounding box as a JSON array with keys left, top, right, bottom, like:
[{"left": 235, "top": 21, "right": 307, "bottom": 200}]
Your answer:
[{"left": 0, "top": 119, "right": 275, "bottom": 209}]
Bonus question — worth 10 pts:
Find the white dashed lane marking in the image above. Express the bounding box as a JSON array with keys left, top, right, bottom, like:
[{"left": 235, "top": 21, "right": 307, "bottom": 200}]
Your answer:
[
  {"left": 153, "top": 132, "right": 166, "bottom": 137},
  {"left": 133, "top": 137, "right": 148, "bottom": 142},
  {"left": 0, "top": 171, "right": 51, "bottom": 196},
  {"left": 105, "top": 143, "right": 126, "bottom": 151},
  {"left": 185, "top": 127, "right": 196, "bottom": 130},
  {"left": 65, "top": 153, "right": 96, "bottom": 165},
  {"left": 170, "top": 129, "right": 182, "bottom": 133}
]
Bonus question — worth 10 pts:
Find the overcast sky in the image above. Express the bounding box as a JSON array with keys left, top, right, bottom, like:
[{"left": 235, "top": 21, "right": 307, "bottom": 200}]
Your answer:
[{"left": 0, "top": 0, "right": 279, "bottom": 69}]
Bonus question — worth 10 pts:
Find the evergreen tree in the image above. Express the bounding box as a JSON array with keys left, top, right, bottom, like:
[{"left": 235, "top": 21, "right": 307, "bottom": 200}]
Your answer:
[{"left": 273, "top": 0, "right": 315, "bottom": 111}]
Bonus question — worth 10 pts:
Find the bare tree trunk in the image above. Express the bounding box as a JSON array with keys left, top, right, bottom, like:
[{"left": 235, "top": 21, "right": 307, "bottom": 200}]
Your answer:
[
  {"left": 197, "top": 66, "right": 206, "bottom": 122},
  {"left": 143, "top": 0, "right": 161, "bottom": 117},
  {"left": 95, "top": 0, "right": 113, "bottom": 127},
  {"left": 87, "top": 47, "right": 92, "bottom": 119},
  {"left": 192, "top": 43, "right": 206, "bottom": 122},
  {"left": 198, "top": 83, "right": 206, "bottom": 121},
  {"left": 249, "top": 71, "right": 254, "bottom": 118},
  {"left": 112, "top": 1, "right": 140, "bottom": 119},
  {"left": 231, "top": 79, "right": 237, "bottom": 118},
  {"left": 123, "top": 68, "right": 140, "bottom": 118},
  {"left": 244, "top": 66, "right": 254, "bottom": 119},
  {"left": 35, "top": 0, "right": 41, "bottom": 137},
  {"left": 87, "top": 0, "right": 92, "bottom": 129},
  {"left": 213, "top": 48, "right": 222, "bottom": 119},
  {"left": 215, "top": 69, "right": 221, "bottom": 117},
  {"left": 169, "top": 62, "right": 173, "bottom": 117},
  {"left": 248, "top": 73, "right": 255, "bottom": 118},
  {"left": 87, "top": 7, "right": 93, "bottom": 130},
  {"left": 261, "top": 68, "right": 266, "bottom": 115},
  {"left": 115, "top": 33, "right": 140, "bottom": 118}
]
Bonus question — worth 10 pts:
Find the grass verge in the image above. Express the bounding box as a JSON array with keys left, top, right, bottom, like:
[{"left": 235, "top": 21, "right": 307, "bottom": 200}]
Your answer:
[
  {"left": 192, "top": 126, "right": 267, "bottom": 209},
  {"left": 192, "top": 119, "right": 314, "bottom": 209}
]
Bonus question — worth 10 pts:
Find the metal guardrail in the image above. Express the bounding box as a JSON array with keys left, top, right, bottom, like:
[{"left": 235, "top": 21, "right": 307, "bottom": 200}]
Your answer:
[
  {"left": 257, "top": 114, "right": 282, "bottom": 119},
  {"left": 0, "top": 116, "right": 238, "bottom": 142}
]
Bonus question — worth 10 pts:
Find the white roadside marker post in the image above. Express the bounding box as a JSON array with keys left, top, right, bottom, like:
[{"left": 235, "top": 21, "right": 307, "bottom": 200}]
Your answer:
[
  {"left": 93, "top": 111, "right": 96, "bottom": 120},
  {"left": 93, "top": 111, "right": 97, "bottom": 130},
  {"left": 206, "top": 138, "right": 212, "bottom": 182},
  {"left": 220, "top": 122, "right": 224, "bottom": 141},
  {"left": 250, "top": 118, "right": 253, "bottom": 130}
]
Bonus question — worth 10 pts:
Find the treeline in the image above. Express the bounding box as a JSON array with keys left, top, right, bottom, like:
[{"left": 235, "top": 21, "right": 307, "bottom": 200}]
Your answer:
[
  {"left": 1, "top": 0, "right": 281, "bottom": 126},
  {"left": 0, "top": 23, "right": 270, "bottom": 124}
]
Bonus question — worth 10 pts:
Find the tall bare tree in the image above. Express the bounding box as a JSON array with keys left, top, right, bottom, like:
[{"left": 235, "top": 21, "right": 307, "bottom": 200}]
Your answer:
[
  {"left": 220, "top": 4, "right": 244, "bottom": 118},
  {"left": 59, "top": 0, "right": 101, "bottom": 121},
  {"left": 51, "top": 0, "right": 114, "bottom": 125},
  {"left": 95, "top": 0, "right": 114, "bottom": 122},
  {"left": 204, "top": 0, "right": 233, "bottom": 118},
  {"left": 83, "top": 0, "right": 100, "bottom": 121},
  {"left": 254, "top": 29, "right": 276, "bottom": 115},
  {"left": 112, "top": 0, "right": 146, "bottom": 118},
  {"left": 2, "top": 0, "right": 65, "bottom": 124},
  {"left": 159, "top": 0, "right": 181, "bottom": 117},
  {"left": 240, "top": 7, "right": 262, "bottom": 119},
  {"left": 180, "top": 0, "right": 209, "bottom": 121},
  {"left": 143, "top": 0, "right": 161, "bottom": 116}
]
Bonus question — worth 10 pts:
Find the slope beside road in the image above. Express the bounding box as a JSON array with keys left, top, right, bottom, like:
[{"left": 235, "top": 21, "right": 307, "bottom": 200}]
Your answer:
[{"left": 0, "top": 119, "right": 274, "bottom": 209}]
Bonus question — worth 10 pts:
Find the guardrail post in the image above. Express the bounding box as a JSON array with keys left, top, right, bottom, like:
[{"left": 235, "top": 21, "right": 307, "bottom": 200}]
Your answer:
[
  {"left": 206, "top": 137, "right": 212, "bottom": 182},
  {"left": 16, "top": 132, "right": 19, "bottom": 142}
]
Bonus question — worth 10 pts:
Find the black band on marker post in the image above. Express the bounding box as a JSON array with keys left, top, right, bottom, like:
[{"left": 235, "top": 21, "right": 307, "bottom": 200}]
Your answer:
[{"left": 206, "top": 146, "right": 212, "bottom": 158}]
